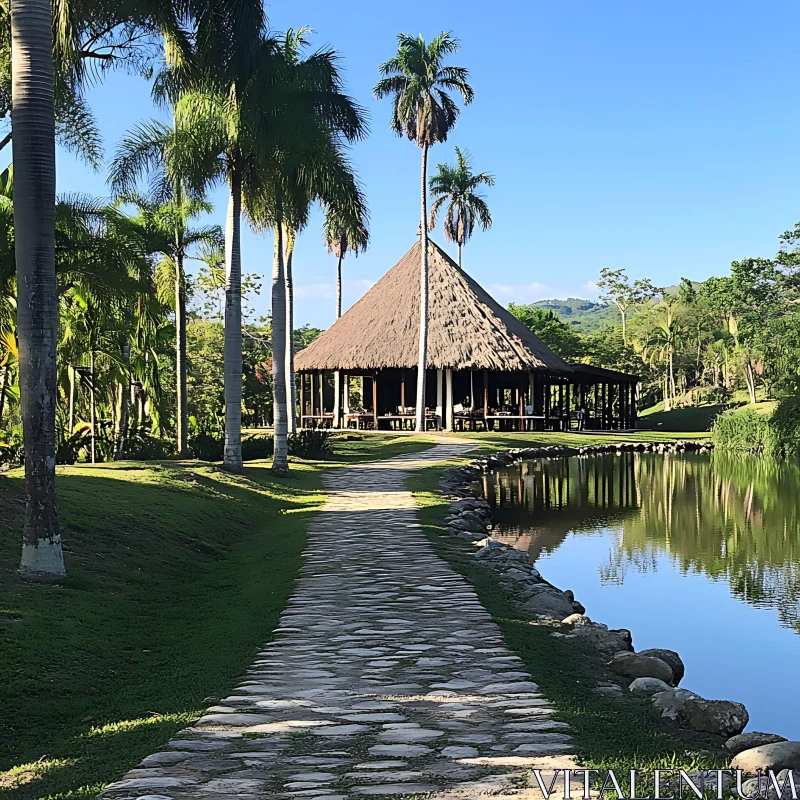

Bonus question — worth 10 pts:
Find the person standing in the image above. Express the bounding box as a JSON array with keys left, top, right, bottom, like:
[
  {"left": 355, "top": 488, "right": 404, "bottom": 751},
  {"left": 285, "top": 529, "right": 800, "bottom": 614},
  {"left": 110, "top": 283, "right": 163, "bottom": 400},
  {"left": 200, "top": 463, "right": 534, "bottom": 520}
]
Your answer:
[{"left": 577, "top": 406, "right": 587, "bottom": 431}]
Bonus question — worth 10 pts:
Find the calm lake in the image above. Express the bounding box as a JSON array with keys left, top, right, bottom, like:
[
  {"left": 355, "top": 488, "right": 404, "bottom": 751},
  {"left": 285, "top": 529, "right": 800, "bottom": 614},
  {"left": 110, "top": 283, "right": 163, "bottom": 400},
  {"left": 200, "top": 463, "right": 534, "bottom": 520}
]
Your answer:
[{"left": 481, "top": 452, "right": 800, "bottom": 739}]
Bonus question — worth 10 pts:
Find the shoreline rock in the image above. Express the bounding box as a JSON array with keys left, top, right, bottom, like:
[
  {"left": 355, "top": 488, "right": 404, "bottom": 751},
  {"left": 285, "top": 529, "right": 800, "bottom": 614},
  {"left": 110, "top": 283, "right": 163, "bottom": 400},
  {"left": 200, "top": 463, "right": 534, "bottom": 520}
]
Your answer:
[{"left": 437, "top": 440, "right": 788, "bottom": 753}]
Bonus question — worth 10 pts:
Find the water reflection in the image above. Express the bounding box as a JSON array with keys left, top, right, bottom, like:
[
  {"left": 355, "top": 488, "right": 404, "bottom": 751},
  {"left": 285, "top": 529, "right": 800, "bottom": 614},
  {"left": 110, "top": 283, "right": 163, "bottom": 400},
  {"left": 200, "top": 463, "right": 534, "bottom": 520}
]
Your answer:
[{"left": 483, "top": 452, "right": 800, "bottom": 633}]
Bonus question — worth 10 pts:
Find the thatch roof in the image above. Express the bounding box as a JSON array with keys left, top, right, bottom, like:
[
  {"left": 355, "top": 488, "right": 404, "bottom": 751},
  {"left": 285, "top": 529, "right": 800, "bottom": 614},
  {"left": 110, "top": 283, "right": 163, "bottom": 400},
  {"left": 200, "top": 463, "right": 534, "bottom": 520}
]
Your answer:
[{"left": 295, "top": 239, "right": 571, "bottom": 373}]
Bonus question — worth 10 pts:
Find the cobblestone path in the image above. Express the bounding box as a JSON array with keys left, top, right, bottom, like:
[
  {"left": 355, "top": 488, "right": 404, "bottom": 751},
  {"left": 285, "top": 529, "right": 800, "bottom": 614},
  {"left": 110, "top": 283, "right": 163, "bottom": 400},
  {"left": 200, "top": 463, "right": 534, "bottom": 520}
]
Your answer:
[{"left": 100, "top": 442, "right": 575, "bottom": 800}]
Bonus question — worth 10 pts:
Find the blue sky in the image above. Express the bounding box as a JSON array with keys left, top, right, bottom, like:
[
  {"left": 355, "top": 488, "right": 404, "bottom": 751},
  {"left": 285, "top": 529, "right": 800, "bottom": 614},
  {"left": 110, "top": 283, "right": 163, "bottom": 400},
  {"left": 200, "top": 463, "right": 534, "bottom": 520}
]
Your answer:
[{"left": 50, "top": 0, "right": 800, "bottom": 328}]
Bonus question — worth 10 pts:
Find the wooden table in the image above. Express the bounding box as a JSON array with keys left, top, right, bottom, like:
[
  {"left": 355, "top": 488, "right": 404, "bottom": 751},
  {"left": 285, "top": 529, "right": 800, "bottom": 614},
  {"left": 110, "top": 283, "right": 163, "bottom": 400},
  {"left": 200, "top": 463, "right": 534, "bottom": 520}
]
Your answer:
[
  {"left": 301, "top": 414, "right": 334, "bottom": 429},
  {"left": 345, "top": 412, "right": 374, "bottom": 430}
]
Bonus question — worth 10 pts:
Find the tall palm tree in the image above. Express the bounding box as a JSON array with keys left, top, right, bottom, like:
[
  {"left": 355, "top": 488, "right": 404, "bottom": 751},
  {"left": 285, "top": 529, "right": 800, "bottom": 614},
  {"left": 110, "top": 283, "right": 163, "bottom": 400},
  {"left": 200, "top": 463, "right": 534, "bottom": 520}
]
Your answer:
[
  {"left": 12, "top": 0, "right": 65, "bottom": 576},
  {"left": 324, "top": 207, "right": 370, "bottom": 321},
  {"left": 243, "top": 31, "right": 367, "bottom": 473},
  {"left": 428, "top": 146, "right": 493, "bottom": 268},
  {"left": 374, "top": 32, "right": 473, "bottom": 432},
  {"left": 154, "top": 0, "right": 265, "bottom": 473},
  {"left": 324, "top": 206, "right": 368, "bottom": 426}
]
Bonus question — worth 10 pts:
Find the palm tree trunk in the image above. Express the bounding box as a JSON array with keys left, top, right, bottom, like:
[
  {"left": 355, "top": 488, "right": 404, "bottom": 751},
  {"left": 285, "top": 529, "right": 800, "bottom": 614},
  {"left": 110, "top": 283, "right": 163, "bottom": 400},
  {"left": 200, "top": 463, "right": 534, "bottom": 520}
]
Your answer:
[
  {"left": 223, "top": 169, "right": 243, "bottom": 472},
  {"left": 271, "top": 207, "right": 289, "bottom": 475},
  {"left": 115, "top": 338, "right": 130, "bottom": 460},
  {"left": 90, "top": 349, "right": 96, "bottom": 464},
  {"left": 0, "top": 361, "right": 9, "bottom": 423},
  {"left": 745, "top": 361, "right": 757, "bottom": 404},
  {"left": 457, "top": 243, "right": 462, "bottom": 269},
  {"left": 621, "top": 310, "right": 627, "bottom": 346},
  {"left": 333, "top": 252, "right": 343, "bottom": 428},
  {"left": 175, "top": 217, "right": 189, "bottom": 456},
  {"left": 415, "top": 142, "right": 430, "bottom": 434},
  {"left": 669, "top": 350, "right": 676, "bottom": 402},
  {"left": 67, "top": 365, "right": 75, "bottom": 433},
  {"left": 13, "top": 0, "right": 64, "bottom": 576},
  {"left": 284, "top": 227, "right": 296, "bottom": 435},
  {"left": 336, "top": 253, "right": 343, "bottom": 318}
]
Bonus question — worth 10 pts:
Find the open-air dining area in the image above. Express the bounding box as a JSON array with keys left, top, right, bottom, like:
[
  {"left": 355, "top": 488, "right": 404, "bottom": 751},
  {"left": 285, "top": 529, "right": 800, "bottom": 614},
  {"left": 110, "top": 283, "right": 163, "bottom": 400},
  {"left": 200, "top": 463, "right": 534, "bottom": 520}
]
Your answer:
[{"left": 295, "top": 240, "right": 640, "bottom": 433}]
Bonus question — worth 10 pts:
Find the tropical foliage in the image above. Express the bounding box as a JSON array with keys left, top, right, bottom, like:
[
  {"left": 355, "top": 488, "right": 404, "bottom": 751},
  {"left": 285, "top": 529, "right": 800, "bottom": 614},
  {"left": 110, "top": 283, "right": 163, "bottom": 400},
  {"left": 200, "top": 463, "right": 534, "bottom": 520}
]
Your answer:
[{"left": 510, "top": 225, "right": 800, "bottom": 413}]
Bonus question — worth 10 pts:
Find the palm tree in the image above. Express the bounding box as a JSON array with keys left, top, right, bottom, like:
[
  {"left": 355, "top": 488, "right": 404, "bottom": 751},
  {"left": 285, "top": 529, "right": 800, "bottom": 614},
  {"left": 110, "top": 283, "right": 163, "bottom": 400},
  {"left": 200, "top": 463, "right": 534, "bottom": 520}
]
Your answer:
[
  {"left": 12, "top": 0, "right": 65, "bottom": 576},
  {"left": 154, "top": 1, "right": 265, "bottom": 473},
  {"left": 242, "top": 31, "right": 367, "bottom": 472},
  {"left": 324, "top": 208, "right": 370, "bottom": 321},
  {"left": 324, "top": 206, "right": 368, "bottom": 426},
  {"left": 428, "top": 147, "right": 493, "bottom": 268},
  {"left": 374, "top": 32, "right": 473, "bottom": 432}
]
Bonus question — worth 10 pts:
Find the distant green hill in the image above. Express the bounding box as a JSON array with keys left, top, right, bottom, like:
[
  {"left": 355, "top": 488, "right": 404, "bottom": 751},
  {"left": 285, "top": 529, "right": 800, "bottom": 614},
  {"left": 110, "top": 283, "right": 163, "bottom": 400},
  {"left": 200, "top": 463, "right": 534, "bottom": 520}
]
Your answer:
[{"left": 532, "top": 298, "right": 619, "bottom": 332}]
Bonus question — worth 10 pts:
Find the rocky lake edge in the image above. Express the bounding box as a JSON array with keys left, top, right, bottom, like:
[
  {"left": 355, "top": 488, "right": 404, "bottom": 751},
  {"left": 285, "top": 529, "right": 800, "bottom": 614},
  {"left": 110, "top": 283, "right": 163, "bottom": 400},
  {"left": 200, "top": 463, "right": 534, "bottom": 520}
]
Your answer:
[{"left": 436, "top": 440, "right": 800, "bottom": 797}]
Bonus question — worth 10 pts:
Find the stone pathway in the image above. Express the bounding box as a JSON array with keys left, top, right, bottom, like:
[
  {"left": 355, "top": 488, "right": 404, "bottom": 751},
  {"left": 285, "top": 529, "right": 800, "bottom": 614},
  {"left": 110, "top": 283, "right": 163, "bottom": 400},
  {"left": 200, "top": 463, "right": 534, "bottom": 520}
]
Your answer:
[{"left": 100, "top": 442, "right": 575, "bottom": 800}]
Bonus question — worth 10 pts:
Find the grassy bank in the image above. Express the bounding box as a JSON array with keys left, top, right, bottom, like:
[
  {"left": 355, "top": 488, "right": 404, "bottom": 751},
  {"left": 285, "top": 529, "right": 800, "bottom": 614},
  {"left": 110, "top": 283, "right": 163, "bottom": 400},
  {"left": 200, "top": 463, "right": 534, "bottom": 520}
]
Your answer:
[
  {"left": 712, "top": 398, "right": 800, "bottom": 459},
  {"left": 443, "top": 428, "right": 709, "bottom": 453},
  {"left": 408, "top": 454, "right": 725, "bottom": 773},
  {"left": 0, "top": 433, "right": 431, "bottom": 800},
  {"left": 637, "top": 404, "right": 726, "bottom": 432}
]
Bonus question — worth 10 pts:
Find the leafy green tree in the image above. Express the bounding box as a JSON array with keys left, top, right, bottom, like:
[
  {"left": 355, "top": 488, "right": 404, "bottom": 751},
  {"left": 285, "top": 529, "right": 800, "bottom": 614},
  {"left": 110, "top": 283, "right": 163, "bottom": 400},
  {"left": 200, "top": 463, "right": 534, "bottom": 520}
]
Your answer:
[
  {"left": 374, "top": 31, "right": 473, "bottom": 432},
  {"left": 700, "top": 258, "right": 780, "bottom": 404},
  {"left": 508, "top": 304, "right": 583, "bottom": 360},
  {"left": 428, "top": 146, "right": 493, "bottom": 268},
  {"left": 596, "top": 267, "right": 659, "bottom": 345}
]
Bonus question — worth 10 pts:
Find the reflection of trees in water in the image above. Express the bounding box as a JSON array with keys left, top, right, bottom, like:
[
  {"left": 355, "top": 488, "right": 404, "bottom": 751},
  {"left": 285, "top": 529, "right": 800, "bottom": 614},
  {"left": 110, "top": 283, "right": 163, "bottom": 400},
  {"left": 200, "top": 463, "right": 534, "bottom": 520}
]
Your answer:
[
  {"left": 622, "top": 452, "right": 800, "bottom": 632},
  {"left": 483, "top": 455, "right": 640, "bottom": 560},
  {"left": 485, "top": 453, "right": 800, "bottom": 632}
]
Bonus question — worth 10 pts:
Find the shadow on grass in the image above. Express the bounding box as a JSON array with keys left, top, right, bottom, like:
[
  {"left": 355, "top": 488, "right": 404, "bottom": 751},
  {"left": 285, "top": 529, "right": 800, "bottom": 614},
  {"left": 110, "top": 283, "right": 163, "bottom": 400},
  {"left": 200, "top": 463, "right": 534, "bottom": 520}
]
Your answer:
[{"left": 0, "top": 461, "right": 325, "bottom": 800}]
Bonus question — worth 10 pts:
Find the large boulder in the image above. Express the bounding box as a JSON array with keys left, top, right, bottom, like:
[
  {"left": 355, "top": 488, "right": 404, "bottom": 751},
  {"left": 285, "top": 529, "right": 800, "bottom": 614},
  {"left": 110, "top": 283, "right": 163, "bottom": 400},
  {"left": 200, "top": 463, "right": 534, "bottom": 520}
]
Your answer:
[
  {"left": 570, "top": 623, "right": 633, "bottom": 654},
  {"left": 629, "top": 677, "right": 672, "bottom": 696},
  {"left": 679, "top": 697, "right": 749, "bottom": 737},
  {"left": 731, "top": 742, "right": 800, "bottom": 773},
  {"left": 651, "top": 688, "right": 700, "bottom": 721},
  {"left": 608, "top": 652, "right": 673, "bottom": 684},
  {"left": 726, "top": 733, "right": 788, "bottom": 756},
  {"left": 637, "top": 648, "right": 684, "bottom": 685},
  {"left": 740, "top": 770, "right": 800, "bottom": 800},
  {"left": 521, "top": 590, "right": 575, "bottom": 620}
]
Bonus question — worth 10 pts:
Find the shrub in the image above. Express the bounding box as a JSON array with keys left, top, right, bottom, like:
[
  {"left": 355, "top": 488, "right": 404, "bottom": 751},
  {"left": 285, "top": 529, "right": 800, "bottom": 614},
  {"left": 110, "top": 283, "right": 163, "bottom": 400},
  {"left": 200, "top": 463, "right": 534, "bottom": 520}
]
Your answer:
[
  {"left": 712, "top": 397, "right": 800, "bottom": 460},
  {"left": 242, "top": 435, "right": 273, "bottom": 461},
  {"left": 765, "top": 397, "right": 800, "bottom": 460},
  {"left": 288, "top": 428, "right": 332, "bottom": 459},
  {"left": 189, "top": 430, "right": 224, "bottom": 462},
  {"left": 711, "top": 407, "right": 770, "bottom": 454}
]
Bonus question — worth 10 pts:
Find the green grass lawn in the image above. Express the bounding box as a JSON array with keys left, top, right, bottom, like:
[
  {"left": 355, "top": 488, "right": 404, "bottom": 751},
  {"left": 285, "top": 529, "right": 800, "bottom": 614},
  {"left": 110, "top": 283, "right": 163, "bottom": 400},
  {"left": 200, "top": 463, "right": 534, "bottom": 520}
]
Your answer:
[
  {"left": 0, "top": 430, "right": 709, "bottom": 797},
  {"left": 0, "top": 433, "right": 432, "bottom": 800},
  {"left": 408, "top": 461, "right": 725, "bottom": 775}
]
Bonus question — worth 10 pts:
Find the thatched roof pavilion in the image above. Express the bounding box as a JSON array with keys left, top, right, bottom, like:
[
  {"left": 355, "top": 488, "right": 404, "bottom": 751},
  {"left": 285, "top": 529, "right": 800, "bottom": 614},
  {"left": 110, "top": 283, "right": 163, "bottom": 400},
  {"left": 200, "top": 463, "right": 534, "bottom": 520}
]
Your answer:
[
  {"left": 295, "top": 240, "right": 638, "bottom": 432},
  {"left": 295, "top": 240, "right": 568, "bottom": 373}
]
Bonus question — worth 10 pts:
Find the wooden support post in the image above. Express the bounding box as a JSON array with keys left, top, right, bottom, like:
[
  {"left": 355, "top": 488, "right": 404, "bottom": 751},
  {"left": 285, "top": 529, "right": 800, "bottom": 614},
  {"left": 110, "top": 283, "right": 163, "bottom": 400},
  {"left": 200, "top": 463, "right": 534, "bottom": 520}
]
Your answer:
[
  {"left": 518, "top": 380, "right": 524, "bottom": 422},
  {"left": 565, "top": 382, "right": 571, "bottom": 430},
  {"left": 319, "top": 371, "right": 325, "bottom": 418},
  {"left": 333, "top": 371, "right": 341, "bottom": 429},
  {"left": 299, "top": 372, "right": 305, "bottom": 428},
  {"left": 372, "top": 375, "right": 378, "bottom": 429},
  {"left": 484, "top": 370, "right": 489, "bottom": 417},
  {"left": 445, "top": 369, "right": 454, "bottom": 431},
  {"left": 436, "top": 369, "right": 444, "bottom": 429},
  {"left": 343, "top": 373, "right": 349, "bottom": 415},
  {"left": 400, "top": 369, "right": 405, "bottom": 412},
  {"left": 310, "top": 372, "right": 316, "bottom": 417}
]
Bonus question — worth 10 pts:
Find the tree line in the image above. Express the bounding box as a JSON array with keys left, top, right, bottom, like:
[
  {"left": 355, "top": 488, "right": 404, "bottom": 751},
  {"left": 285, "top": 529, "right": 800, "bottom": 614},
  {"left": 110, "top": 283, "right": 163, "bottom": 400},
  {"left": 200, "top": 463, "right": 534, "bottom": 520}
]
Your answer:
[{"left": 510, "top": 227, "right": 800, "bottom": 411}]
